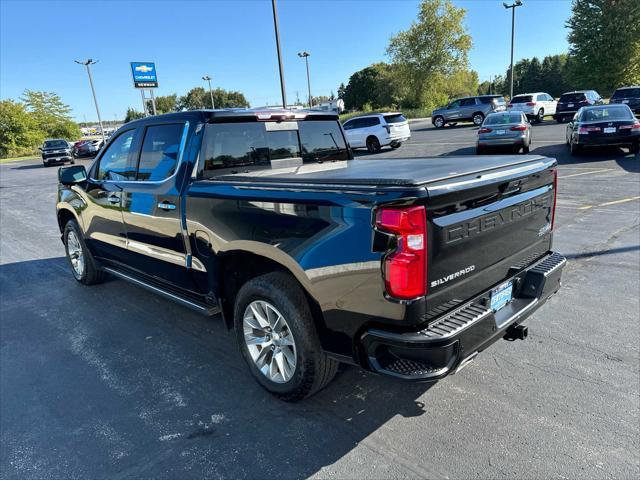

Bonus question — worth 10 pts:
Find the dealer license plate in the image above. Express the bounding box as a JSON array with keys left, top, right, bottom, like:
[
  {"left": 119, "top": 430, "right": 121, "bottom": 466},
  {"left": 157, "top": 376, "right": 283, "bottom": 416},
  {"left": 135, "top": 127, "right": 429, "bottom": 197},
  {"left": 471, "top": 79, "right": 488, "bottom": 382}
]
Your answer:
[
  {"left": 490, "top": 281, "right": 513, "bottom": 312},
  {"left": 604, "top": 127, "right": 616, "bottom": 133}
]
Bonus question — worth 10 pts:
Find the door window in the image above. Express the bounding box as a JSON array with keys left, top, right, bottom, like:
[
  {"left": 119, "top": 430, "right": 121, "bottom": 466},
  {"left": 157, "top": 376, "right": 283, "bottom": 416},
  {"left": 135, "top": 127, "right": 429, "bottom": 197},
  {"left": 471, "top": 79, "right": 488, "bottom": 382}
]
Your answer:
[
  {"left": 96, "top": 129, "right": 136, "bottom": 181},
  {"left": 460, "top": 98, "right": 476, "bottom": 107},
  {"left": 448, "top": 100, "right": 461, "bottom": 109},
  {"left": 136, "top": 123, "right": 185, "bottom": 181}
]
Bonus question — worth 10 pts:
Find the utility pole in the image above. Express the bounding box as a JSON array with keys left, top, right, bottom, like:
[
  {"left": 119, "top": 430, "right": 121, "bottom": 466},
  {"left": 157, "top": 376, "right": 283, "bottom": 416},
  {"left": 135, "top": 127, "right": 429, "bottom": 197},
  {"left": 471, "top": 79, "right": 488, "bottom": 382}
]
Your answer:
[
  {"left": 75, "top": 59, "right": 106, "bottom": 143},
  {"left": 202, "top": 75, "right": 215, "bottom": 109},
  {"left": 503, "top": 0, "right": 523, "bottom": 100},
  {"left": 297, "top": 51, "right": 312, "bottom": 107},
  {"left": 271, "top": 0, "right": 287, "bottom": 108}
]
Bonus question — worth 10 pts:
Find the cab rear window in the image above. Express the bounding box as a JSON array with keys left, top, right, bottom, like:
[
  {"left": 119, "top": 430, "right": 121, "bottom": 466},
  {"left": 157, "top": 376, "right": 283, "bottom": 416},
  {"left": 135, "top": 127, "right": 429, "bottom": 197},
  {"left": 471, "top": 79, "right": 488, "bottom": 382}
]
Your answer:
[{"left": 200, "top": 121, "right": 349, "bottom": 178}]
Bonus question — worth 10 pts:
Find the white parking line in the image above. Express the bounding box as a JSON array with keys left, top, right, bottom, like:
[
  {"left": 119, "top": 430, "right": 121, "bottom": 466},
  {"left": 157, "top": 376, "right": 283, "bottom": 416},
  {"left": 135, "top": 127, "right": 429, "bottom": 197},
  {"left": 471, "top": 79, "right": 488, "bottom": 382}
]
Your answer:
[{"left": 560, "top": 168, "right": 613, "bottom": 178}]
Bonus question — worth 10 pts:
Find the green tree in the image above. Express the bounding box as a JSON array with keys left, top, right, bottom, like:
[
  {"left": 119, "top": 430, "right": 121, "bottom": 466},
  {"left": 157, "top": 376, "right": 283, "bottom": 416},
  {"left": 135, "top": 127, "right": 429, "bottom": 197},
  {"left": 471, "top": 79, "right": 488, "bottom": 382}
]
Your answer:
[
  {"left": 178, "top": 87, "right": 249, "bottom": 110},
  {"left": 124, "top": 107, "right": 145, "bottom": 123},
  {"left": 386, "top": 0, "right": 472, "bottom": 106},
  {"left": 178, "top": 87, "right": 209, "bottom": 110},
  {"left": 0, "top": 100, "right": 43, "bottom": 157},
  {"left": 337, "top": 82, "right": 346, "bottom": 100},
  {"left": 566, "top": 0, "right": 640, "bottom": 95},
  {"left": 343, "top": 63, "right": 399, "bottom": 110},
  {"left": 20, "top": 89, "right": 80, "bottom": 140},
  {"left": 149, "top": 94, "right": 178, "bottom": 115},
  {"left": 312, "top": 95, "right": 330, "bottom": 105}
]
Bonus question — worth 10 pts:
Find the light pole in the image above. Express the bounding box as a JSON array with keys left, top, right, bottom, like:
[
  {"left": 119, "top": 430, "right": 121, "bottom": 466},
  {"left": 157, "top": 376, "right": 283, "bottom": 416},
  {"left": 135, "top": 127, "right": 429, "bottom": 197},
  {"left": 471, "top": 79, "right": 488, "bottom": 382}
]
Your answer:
[
  {"left": 297, "top": 51, "right": 312, "bottom": 108},
  {"left": 202, "top": 75, "right": 215, "bottom": 109},
  {"left": 503, "top": 0, "right": 523, "bottom": 100},
  {"left": 75, "top": 59, "right": 106, "bottom": 143},
  {"left": 271, "top": 0, "right": 287, "bottom": 108}
]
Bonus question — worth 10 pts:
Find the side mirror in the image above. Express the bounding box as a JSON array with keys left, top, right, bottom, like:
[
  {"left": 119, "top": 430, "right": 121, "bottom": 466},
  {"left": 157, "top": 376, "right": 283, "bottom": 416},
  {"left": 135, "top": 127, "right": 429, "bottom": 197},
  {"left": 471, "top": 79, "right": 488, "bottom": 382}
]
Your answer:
[
  {"left": 38, "top": 147, "right": 43, "bottom": 151},
  {"left": 59, "top": 165, "right": 87, "bottom": 185}
]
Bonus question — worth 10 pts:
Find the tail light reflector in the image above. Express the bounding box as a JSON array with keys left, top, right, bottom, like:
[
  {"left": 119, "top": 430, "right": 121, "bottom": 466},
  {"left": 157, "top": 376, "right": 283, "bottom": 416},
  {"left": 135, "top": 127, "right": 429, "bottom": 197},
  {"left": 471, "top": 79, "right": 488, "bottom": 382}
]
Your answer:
[
  {"left": 510, "top": 125, "right": 527, "bottom": 131},
  {"left": 478, "top": 127, "right": 492, "bottom": 134},
  {"left": 551, "top": 169, "right": 558, "bottom": 231},
  {"left": 579, "top": 126, "right": 601, "bottom": 134},
  {"left": 375, "top": 206, "right": 427, "bottom": 299}
]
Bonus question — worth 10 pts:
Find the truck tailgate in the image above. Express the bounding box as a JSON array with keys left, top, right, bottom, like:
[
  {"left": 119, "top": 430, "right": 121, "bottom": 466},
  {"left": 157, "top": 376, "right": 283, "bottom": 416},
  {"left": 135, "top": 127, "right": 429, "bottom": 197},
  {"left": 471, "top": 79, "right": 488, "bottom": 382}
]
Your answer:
[{"left": 423, "top": 158, "right": 557, "bottom": 315}]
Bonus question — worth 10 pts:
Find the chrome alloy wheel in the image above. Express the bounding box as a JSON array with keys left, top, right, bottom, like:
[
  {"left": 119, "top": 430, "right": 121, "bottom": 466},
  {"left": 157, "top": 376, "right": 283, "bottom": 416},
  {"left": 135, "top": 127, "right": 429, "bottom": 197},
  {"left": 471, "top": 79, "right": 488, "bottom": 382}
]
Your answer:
[
  {"left": 243, "top": 300, "right": 297, "bottom": 383},
  {"left": 66, "top": 230, "right": 85, "bottom": 279}
]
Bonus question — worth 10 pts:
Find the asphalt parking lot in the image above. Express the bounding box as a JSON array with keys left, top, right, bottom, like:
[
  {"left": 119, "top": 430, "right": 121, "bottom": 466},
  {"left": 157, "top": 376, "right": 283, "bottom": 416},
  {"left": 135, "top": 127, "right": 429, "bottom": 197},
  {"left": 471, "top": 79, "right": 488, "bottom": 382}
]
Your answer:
[{"left": 1, "top": 119, "right": 638, "bottom": 479}]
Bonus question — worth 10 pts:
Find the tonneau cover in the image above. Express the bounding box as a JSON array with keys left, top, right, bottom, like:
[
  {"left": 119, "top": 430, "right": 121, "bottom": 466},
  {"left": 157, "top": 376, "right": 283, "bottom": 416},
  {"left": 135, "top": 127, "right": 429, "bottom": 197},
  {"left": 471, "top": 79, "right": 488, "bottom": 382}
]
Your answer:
[{"left": 211, "top": 155, "right": 552, "bottom": 187}]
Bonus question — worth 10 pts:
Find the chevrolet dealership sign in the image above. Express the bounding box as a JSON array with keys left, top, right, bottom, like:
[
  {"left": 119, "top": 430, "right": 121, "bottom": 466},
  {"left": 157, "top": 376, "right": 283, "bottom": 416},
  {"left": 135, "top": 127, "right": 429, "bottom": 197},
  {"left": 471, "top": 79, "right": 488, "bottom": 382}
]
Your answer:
[{"left": 130, "top": 62, "right": 158, "bottom": 88}]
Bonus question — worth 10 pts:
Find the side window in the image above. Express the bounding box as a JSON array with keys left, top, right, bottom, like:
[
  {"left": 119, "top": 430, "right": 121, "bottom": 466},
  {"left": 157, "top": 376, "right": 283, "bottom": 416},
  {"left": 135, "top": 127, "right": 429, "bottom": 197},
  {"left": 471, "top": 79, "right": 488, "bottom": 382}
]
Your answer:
[
  {"left": 136, "top": 123, "right": 185, "bottom": 181},
  {"left": 460, "top": 98, "right": 476, "bottom": 107},
  {"left": 536, "top": 94, "right": 545, "bottom": 102},
  {"left": 364, "top": 117, "right": 380, "bottom": 127},
  {"left": 449, "top": 100, "right": 461, "bottom": 109},
  {"left": 96, "top": 129, "right": 136, "bottom": 181},
  {"left": 343, "top": 120, "right": 354, "bottom": 130}
]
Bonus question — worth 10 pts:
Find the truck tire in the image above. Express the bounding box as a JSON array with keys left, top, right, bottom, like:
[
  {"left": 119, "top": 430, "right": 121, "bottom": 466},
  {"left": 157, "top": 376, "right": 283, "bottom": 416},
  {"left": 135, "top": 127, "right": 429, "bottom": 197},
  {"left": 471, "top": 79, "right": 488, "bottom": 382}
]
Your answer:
[
  {"left": 63, "top": 220, "right": 104, "bottom": 285},
  {"left": 234, "top": 271, "right": 338, "bottom": 401}
]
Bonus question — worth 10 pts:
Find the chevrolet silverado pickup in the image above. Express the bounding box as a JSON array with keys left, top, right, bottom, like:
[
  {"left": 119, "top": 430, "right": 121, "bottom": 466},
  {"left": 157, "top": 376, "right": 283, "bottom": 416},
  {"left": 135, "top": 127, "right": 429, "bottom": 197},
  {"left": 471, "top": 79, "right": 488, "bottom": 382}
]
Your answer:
[{"left": 56, "top": 109, "right": 565, "bottom": 401}]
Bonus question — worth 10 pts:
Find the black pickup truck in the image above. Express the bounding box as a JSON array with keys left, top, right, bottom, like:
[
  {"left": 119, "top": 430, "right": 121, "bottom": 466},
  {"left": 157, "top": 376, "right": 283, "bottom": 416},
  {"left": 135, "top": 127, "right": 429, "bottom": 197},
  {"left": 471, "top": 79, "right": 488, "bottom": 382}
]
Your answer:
[{"left": 56, "top": 109, "right": 565, "bottom": 401}]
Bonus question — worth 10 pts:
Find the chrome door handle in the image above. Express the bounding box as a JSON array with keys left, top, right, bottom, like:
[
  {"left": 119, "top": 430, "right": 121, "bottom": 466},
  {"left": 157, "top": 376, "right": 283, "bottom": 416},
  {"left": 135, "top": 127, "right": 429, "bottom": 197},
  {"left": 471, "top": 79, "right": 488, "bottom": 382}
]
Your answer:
[
  {"left": 157, "top": 201, "right": 176, "bottom": 211},
  {"left": 108, "top": 194, "right": 120, "bottom": 204}
]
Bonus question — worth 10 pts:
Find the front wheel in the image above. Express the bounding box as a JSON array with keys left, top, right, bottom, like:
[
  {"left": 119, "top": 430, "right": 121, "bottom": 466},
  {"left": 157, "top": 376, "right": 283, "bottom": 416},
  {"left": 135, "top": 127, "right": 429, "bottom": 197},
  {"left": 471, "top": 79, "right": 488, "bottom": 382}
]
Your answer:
[
  {"left": 63, "top": 220, "right": 104, "bottom": 285},
  {"left": 234, "top": 272, "right": 338, "bottom": 401}
]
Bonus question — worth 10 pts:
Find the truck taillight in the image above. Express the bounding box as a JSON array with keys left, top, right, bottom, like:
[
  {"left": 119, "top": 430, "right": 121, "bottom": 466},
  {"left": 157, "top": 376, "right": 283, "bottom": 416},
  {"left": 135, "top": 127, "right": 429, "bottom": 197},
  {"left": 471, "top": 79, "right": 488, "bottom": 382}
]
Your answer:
[
  {"left": 375, "top": 206, "right": 427, "bottom": 299},
  {"left": 551, "top": 169, "right": 558, "bottom": 231}
]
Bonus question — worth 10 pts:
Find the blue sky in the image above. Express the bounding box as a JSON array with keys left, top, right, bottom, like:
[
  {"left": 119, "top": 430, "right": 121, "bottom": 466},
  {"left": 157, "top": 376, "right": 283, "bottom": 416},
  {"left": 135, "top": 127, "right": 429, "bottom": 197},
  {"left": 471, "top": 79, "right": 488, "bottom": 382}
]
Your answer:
[{"left": 0, "top": 0, "right": 573, "bottom": 122}]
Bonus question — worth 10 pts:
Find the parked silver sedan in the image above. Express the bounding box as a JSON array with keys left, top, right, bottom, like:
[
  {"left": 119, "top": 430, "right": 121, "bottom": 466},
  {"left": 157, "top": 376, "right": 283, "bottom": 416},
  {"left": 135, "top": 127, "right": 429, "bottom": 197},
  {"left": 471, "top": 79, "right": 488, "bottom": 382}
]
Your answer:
[{"left": 476, "top": 111, "right": 532, "bottom": 154}]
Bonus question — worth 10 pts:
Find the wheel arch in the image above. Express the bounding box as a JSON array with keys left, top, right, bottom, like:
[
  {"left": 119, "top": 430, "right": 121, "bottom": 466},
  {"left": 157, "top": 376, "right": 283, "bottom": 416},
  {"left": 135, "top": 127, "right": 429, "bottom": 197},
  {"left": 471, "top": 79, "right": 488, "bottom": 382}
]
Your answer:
[
  {"left": 215, "top": 249, "right": 325, "bottom": 334},
  {"left": 57, "top": 207, "right": 80, "bottom": 234}
]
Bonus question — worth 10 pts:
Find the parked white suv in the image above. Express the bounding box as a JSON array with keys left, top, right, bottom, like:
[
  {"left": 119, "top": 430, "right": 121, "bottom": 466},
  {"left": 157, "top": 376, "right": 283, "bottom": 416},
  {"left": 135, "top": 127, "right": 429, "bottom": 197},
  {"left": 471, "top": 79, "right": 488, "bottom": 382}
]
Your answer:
[
  {"left": 342, "top": 113, "right": 411, "bottom": 153},
  {"left": 508, "top": 92, "right": 557, "bottom": 123}
]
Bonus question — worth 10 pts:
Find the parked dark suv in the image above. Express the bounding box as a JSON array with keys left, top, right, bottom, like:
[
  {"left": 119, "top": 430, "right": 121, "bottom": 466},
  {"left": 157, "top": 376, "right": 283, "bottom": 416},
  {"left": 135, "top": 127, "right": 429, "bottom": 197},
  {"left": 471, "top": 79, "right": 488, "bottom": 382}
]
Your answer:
[
  {"left": 432, "top": 95, "right": 506, "bottom": 128},
  {"left": 609, "top": 86, "right": 640, "bottom": 115},
  {"left": 554, "top": 90, "right": 603, "bottom": 122}
]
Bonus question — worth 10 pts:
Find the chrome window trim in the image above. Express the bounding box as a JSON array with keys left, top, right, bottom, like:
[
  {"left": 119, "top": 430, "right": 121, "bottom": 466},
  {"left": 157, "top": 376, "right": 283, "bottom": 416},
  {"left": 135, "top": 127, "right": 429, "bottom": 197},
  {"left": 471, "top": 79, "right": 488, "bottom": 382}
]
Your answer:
[{"left": 90, "top": 121, "right": 190, "bottom": 186}]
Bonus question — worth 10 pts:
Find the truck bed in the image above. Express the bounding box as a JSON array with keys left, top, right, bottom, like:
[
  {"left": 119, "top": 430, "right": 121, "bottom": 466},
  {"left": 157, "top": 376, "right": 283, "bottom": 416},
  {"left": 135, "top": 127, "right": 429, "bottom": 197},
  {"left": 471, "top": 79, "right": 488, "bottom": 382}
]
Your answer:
[{"left": 210, "top": 155, "right": 552, "bottom": 188}]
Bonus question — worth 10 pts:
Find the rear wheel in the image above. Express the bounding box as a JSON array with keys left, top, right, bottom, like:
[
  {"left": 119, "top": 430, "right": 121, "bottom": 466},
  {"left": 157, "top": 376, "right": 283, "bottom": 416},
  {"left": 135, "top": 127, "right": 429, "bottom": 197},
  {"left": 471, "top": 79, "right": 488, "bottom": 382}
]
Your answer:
[
  {"left": 366, "top": 136, "right": 381, "bottom": 153},
  {"left": 433, "top": 116, "right": 445, "bottom": 128},
  {"left": 476, "top": 146, "right": 485, "bottom": 155},
  {"left": 472, "top": 112, "right": 484, "bottom": 126},
  {"left": 522, "top": 144, "right": 530, "bottom": 154},
  {"left": 536, "top": 108, "right": 545, "bottom": 123},
  {"left": 234, "top": 271, "right": 338, "bottom": 401},
  {"left": 570, "top": 140, "right": 582, "bottom": 156},
  {"left": 390, "top": 142, "right": 401, "bottom": 149},
  {"left": 630, "top": 141, "right": 639, "bottom": 155},
  {"left": 63, "top": 220, "right": 104, "bottom": 285}
]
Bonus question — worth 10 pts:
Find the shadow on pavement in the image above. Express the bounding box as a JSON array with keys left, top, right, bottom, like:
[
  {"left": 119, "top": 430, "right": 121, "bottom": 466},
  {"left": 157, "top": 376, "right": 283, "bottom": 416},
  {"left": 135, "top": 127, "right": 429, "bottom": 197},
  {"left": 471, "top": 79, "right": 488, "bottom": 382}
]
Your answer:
[
  {"left": 0, "top": 257, "right": 439, "bottom": 479},
  {"left": 564, "top": 244, "right": 640, "bottom": 260}
]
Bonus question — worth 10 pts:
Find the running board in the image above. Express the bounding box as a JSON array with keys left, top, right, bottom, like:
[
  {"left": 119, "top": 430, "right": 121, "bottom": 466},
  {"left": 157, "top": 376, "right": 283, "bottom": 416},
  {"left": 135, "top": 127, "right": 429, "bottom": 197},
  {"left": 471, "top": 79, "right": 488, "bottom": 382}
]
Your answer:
[{"left": 103, "top": 267, "right": 220, "bottom": 316}]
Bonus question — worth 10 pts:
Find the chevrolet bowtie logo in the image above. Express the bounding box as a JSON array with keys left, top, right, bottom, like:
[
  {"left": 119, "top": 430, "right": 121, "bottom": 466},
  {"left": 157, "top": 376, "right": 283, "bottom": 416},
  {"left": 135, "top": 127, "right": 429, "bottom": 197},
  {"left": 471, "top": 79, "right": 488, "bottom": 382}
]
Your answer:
[{"left": 135, "top": 65, "right": 153, "bottom": 73}]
